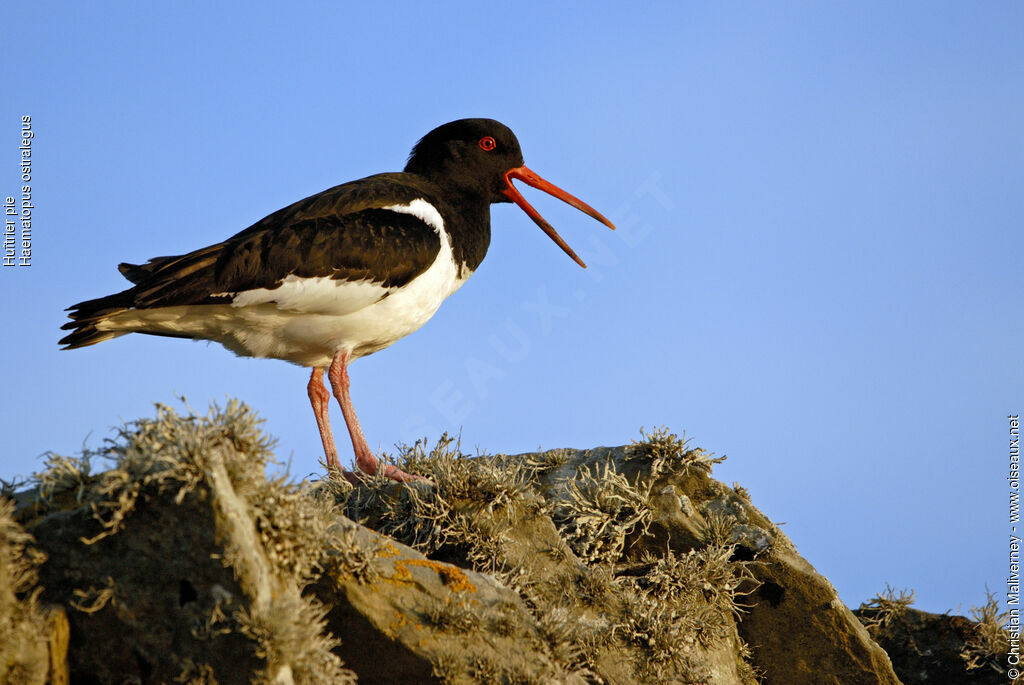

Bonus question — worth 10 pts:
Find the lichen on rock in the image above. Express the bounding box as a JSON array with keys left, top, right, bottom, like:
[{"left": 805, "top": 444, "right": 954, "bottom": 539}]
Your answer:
[{"left": 0, "top": 402, "right": 996, "bottom": 684}]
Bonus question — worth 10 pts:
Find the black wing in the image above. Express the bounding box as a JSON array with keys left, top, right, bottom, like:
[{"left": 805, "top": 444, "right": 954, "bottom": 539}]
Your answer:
[{"left": 61, "top": 173, "right": 442, "bottom": 344}]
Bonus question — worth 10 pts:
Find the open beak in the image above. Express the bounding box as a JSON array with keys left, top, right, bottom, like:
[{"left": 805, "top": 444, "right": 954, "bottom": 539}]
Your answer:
[{"left": 502, "top": 165, "right": 615, "bottom": 268}]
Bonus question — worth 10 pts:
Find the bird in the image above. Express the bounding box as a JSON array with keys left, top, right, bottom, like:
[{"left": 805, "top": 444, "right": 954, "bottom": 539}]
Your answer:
[{"left": 60, "top": 118, "right": 615, "bottom": 483}]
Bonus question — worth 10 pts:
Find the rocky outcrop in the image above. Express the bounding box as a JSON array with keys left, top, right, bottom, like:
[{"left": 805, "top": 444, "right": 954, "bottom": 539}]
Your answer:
[
  {"left": 0, "top": 401, "right": 1004, "bottom": 683},
  {"left": 0, "top": 498, "right": 66, "bottom": 685},
  {"left": 516, "top": 442, "right": 899, "bottom": 685},
  {"left": 854, "top": 593, "right": 1017, "bottom": 685}
]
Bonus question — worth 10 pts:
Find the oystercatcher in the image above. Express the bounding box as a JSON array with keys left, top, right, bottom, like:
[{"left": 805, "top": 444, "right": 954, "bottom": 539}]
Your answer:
[{"left": 60, "top": 119, "right": 614, "bottom": 482}]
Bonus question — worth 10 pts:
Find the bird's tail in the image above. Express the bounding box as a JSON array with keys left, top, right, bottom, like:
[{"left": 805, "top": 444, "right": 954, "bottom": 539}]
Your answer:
[
  {"left": 61, "top": 244, "right": 229, "bottom": 349},
  {"left": 59, "top": 289, "right": 136, "bottom": 349}
]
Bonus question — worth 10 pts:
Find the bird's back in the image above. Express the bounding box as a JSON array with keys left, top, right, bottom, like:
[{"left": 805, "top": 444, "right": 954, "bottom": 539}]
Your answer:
[{"left": 59, "top": 172, "right": 486, "bottom": 365}]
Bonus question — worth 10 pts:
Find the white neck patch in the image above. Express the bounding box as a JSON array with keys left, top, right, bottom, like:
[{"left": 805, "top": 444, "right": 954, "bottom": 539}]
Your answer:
[{"left": 382, "top": 198, "right": 445, "bottom": 234}]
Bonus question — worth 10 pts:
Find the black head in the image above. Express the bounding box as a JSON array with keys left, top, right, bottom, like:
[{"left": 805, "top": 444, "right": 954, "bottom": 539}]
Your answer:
[
  {"left": 405, "top": 118, "right": 524, "bottom": 202},
  {"left": 405, "top": 118, "right": 615, "bottom": 267}
]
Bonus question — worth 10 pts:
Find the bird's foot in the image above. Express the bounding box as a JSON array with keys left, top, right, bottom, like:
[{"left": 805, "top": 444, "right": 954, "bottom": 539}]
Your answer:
[
  {"left": 326, "top": 452, "right": 428, "bottom": 484},
  {"left": 376, "top": 462, "right": 429, "bottom": 483}
]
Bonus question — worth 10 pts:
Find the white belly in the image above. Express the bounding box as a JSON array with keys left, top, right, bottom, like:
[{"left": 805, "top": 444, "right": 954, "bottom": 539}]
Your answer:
[{"left": 97, "top": 199, "right": 472, "bottom": 367}]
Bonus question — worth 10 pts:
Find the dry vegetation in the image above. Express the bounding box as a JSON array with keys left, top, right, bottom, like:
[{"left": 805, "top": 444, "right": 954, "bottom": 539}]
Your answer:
[
  {"left": 856, "top": 583, "right": 1020, "bottom": 684},
  {"left": 332, "top": 427, "right": 762, "bottom": 683},
  {"left": 858, "top": 584, "right": 917, "bottom": 635},
  {"left": 11, "top": 401, "right": 358, "bottom": 684},
  {"left": 7, "top": 406, "right": 995, "bottom": 684}
]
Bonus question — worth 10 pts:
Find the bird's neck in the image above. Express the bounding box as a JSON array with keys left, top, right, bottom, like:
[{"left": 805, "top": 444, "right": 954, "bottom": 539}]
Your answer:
[{"left": 438, "top": 188, "right": 492, "bottom": 277}]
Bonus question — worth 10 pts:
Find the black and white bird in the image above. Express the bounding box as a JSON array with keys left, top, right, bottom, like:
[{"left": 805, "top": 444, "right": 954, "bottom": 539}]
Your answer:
[{"left": 60, "top": 118, "right": 614, "bottom": 482}]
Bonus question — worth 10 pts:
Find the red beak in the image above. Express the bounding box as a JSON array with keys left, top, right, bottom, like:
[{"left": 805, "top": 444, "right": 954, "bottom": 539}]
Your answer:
[{"left": 501, "top": 165, "right": 616, "bottom": 268}]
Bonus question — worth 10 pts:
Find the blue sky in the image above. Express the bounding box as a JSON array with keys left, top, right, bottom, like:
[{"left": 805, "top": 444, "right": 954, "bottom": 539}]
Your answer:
[{"left": 1, "top": 2, "right": 1020, "bottom": 615}]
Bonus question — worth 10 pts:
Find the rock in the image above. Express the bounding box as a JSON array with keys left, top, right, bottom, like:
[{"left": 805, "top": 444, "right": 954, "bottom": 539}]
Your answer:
[
  {"left": 854, "top": 591, "right": 1017, "bottom": 685},
  {"left": 0, "top": 403, "right": 999, "bottom": 684},
  {"left": 344, "top": 438, "right": 755, "bottom": 683},
  {"left": 12, "top": 401, "right": 352, "bottom": 684},
  {"left": 0, "top": 498, "right": 55, "bottom": 685},
  {"left": 520, "top": 436, "right": 900, "bottom": 685},
  {"left": 312, "top": 521, "right": 579, "bottom": 684},
  {"left": 2, "top": 403, "right": 619, "bottom": 683}
]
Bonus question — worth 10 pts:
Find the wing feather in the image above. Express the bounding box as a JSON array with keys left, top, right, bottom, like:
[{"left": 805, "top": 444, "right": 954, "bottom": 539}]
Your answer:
[{"left": 63, "top": 174, "right": 442, "bottom": 324}]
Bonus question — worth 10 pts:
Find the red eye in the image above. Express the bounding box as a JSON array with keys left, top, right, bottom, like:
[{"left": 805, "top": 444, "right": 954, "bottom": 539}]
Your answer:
[{"left": 478, "top": 136, "right": 497, "bottom": 151}]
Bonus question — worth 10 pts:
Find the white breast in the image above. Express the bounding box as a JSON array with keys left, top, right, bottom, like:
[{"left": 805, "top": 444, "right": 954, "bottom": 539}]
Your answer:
[{"left": 98, "top": 199, "right": 473, "bottom": 367}]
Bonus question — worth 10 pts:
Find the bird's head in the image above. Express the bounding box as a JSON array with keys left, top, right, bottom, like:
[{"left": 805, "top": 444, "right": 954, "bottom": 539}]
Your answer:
[{"left": 405, "top": 118, "right": 615, "bottom": 267}]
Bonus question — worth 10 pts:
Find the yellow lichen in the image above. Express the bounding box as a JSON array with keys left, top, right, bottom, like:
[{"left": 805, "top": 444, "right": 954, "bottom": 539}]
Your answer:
[
  {"left": 385, "top": 612, "right": 416, "bottom": 640},
  {"left": 402, "top": 559, "right": 477, "bottom": 593},
  {"left": 380, "top": 541, "right": 402, "bottom": 559}
]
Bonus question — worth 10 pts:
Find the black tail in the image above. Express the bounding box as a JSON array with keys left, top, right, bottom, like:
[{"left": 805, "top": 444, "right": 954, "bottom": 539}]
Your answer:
[
  {"left": 58, "top": 321, "right": 119, "bottom": 349},
  {"left": 59, "top": 288, "right": 136, "bottom": 349},
  {"left": 62, "top": 242, "right": 227, "bottom": 349},
  {"left": 118, "top": 258, "right": 171, "bottom": 284},
  {"left": 118, "top": 261, "right": 149, "bottom": 284}
]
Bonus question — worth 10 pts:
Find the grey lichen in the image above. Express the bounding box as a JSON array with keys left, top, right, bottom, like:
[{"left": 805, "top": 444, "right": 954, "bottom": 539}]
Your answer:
[
  {"left": 699, "top": 510, "right": 736, "bottom": 548},
  {"left": 627, "top": 426, "right": 726, "bottom": 478},
  {"left": 572, "top": 563, "right": 615, "bottom": 605},
  {"left": 619, "top": 545, "right": 759, "bottom": 681},
  {"left": 324, "top": 522, "right": 382, "bottom": 584},
  {"left": 425, "top": 595, "right": 482, "bottom": 634},
  {"left": 553, "top": 458, "right": 654, "bottom": 564},
  {"left": 234, "top": 591, "right": 349, "bottom": 685},
  {"left": 24, "top": 400, "right": 357, "bottom": 684},
  {"left": 520, "top": 448, "right": 571, "bottom": 477},
  {"left": 340, "top": 428, "right": 771, "bottom": 682},
  {"left": 341, "top": 437, "right": 532, "bottom": 580},
  {"left": 0, "top": 498, "right": 51, "bottom": 685},
  {"left": 960, "top": 589, "right": 1015, "bottom": 676},
  {"left": 33, "top": 452, "right": 95, "bottom": 507},
  {"left": 20, "top": 404, "right": 771, "bottom": 684},
  {"left": 618, "top": 587, "right": 697, "bottom": 677},
  {"left": 857, "top": 584, "right": 916, "bottom": 635},
  {"left": 27, "top": 400, "right": 268, "bottom": 544}
]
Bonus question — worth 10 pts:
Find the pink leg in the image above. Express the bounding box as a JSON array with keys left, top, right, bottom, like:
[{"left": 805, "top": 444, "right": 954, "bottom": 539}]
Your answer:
[
  {"left": 327, "top": 350, "right": 422, "bottom": 482},
  {"left": 307, "top": 367, "right": 342, "bottom": 472}
]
